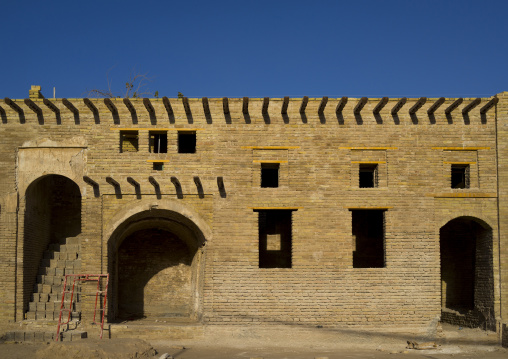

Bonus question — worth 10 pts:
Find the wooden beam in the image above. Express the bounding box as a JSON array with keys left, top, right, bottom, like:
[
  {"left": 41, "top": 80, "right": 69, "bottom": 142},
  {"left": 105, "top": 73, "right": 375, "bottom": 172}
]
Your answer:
[
  {"left": 445, "top": 98, "right": 463, "bottom": 115},
  {"left": 126, "top": 177, "right": 139, "bottom": 187},
  {"left": 391, "top": 97, "right": 407, "bottom": 115},
  {"left": 62, "top": 98, "right": 78, "bottom": 115},
  {"left": 24, "top": 99, "right": 42, "bottom": 115},
  {"left": 193, "top": 176, "right": 203, "bottom": 188},
  {"left": 106, "top": 176, "right": 119, "bottom": 187},
  {"left": 409, "top": 97, "right": 427, "bottom": 115},
  {"left": 354, "top": 97, "right": 368, "bottom": 115},
  {"left": 217, "top": 176, "right": 225, "bottom": 191},
  {"left": 4, "top": 98, "right": 23, "bottom": 114},
  {"left": 43, "top": 98, "right": 59, "bottom": 113},
  {"left": 427, "top": 97, "right": 445, "bottom": 115},
  {"left": 222, "top": 97, "right": 229, "bottom": 114},
  {"left": 373, "top": 97, "right": 388, "bottom": 115},
  {"left": 462, "top": 98, "right": 481, "bottom": 115},
  {"left": 123, "top": 98, "right": 136, "bottom": 115},
  {"left": 318, "top": 96, "right": 328, "bottom": 115},
  {"left": 162, "top": 96, "right": 174, "bottom": 116},
  {"left": 182, "top": 97, "right": 191, "bottom": 115},
  {"left": 201, "top": 97, "right": 210, "bottom": 116},
  {"left": 262, "top": 97, "right": 269, "bottom": 115},
  {"left": 299, "top": 96, "right": 309, "bottom": 114},
  {"left": 242, "top": 97, "right": 249, "bottom": 114},
  {"left": 83, "top": 98, "right": 98, "bottom": 114},
  {"left": 480, "top": 97, "right": 498, "bottom": 115},
  {"left": 171, "top": 176, "right": 182, "bottom": 190},
  {"left": 143, "top": 98, "right": 155, "bottom": 115},
  {"left": 281, "top": 96, "right": 289, "bottom": 115},
  {"left": 148, "top": 176, "right": 158, "bottom": 187},
  {"left": 335, "top": 97, "right": 348, "bottom": 113},
  {"left": 83, "top": 176, "right": 98, "bottom": 187},
  {"left": 104, "top": 98, "right": 117, "bottom": 115}
]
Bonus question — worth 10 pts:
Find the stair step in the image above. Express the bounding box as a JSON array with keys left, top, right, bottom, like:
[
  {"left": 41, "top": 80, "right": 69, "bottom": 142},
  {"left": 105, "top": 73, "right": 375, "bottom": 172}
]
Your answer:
[
  {"left": 4, "top": 331, "right": 56, "bottom": 342},
  {"left": 60, "top": 330, "right": 87, "bottom": 341}
]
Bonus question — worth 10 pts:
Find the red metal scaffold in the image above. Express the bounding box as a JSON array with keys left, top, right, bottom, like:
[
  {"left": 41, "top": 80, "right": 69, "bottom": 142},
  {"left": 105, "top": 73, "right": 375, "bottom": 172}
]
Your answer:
[{"left": 55, "top": 274, "right": 109, "bottom": 341}]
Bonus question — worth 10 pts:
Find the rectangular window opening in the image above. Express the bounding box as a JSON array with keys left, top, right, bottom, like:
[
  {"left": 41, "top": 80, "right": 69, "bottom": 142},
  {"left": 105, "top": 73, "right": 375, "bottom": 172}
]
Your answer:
[
  {"left": 120, "top": 131, "right": 138, "bottom": 153},
  {"left": 261, "top": 163, "right": 279, "bottom": 188},
  {"left": 359, "top": 164, "right": 378, "bottom": 188},
  {"left": 178, "top": 131, "right": 196, "bottom": 153},
  {"left": 258, "top": 210, "right": 292, "bottom": 268},
  {"left": 149, "top": 131, "right": 168, "bottom": 153},
  {"left": 153, "top": 162, "right": 164, "bottom": 171},
  {"left": 451, "top": 164, "right": 470, "bottom": 189},
  {"left": 352, "top": 210, "right": 385, "bottom": 268}
]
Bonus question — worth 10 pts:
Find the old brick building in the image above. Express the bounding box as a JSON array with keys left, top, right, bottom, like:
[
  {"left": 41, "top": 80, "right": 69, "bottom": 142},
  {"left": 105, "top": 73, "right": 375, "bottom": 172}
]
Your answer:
[{"left": 1, "top": 86, "right": 507, "bottom": 341}]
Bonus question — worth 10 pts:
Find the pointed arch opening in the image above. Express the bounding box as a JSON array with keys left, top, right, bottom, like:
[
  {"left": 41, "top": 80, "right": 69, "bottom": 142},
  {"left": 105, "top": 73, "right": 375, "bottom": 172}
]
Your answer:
[{"left": 440, "top": 216, "right": 495, "bottom": 330}]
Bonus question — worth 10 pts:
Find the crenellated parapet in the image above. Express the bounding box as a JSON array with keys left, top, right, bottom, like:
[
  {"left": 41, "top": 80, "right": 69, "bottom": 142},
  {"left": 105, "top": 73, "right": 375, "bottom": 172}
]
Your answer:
[{"left": 0, "top": 92, "right": 500, "bottom": 126}]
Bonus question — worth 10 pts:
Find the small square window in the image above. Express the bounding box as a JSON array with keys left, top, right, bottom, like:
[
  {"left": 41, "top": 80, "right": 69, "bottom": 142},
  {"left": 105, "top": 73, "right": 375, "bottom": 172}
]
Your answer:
[
  {"left": 153, "top": 162, "right": 164, "bottom": 171},
  {"left": 178, "top": 131, "right": 196, "bottom": 153},
  {"left": 359, "top": 164, "right": 378, "bottom": 188},
  {"left": 451, "top": 164, "right": 470, "bottom": 189},
  {"left": 149, "top": 132, "right": 167, "bottom": 153},
  {"left": 261, "top": 163, "right": 279, "bottom": 188},
  {"left": 120, "top": 131, "right": 138, "bottom": 153}
]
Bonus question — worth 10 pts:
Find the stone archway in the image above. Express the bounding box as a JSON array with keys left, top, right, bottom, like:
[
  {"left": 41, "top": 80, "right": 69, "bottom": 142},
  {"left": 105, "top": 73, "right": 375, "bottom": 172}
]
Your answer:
[
  {"left": 439, "top": 216, "right": 495, "bottom": 330},
  {"left": 107, "top": 208, "right": 206, "bottom": 322},
  {"left": 23, "top": 174, "right": 82, "bottom": 313}
]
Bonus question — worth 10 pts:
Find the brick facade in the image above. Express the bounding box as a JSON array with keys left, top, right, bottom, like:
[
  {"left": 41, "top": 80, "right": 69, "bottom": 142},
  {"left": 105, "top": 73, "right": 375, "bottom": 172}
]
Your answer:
[{"left": 0, "top": 90, "right": 507, "bottom": 338}]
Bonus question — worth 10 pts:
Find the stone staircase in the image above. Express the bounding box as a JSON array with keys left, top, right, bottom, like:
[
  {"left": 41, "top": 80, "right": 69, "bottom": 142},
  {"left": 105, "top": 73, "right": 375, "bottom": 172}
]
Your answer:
[{"left": 25, "top": 236, "right": 82, "bottom": 321}]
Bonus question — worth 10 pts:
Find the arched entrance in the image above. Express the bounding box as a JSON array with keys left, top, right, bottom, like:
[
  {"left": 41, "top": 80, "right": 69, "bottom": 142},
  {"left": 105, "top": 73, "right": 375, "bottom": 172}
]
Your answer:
[
  {"left": 439, "top": 216, "right": 494, "bottom": 330},
  {"left": 23, "top": 174, "right": 81, "bottom": 312},
  {"left": 108, "top": 208, "right": 206, "bottom": 322}
]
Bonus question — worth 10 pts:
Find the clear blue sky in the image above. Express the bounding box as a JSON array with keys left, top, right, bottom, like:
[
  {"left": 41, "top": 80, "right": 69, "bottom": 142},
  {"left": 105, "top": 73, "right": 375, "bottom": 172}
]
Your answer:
[{"left": 1, "top": 0, "right": 507, "bottom": 99}]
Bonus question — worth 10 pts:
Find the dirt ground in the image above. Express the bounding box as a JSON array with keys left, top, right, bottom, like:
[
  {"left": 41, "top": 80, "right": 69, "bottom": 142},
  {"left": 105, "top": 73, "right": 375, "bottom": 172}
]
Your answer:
[{"left": 0, "top": 323, "right": 507, "bottom": 359}]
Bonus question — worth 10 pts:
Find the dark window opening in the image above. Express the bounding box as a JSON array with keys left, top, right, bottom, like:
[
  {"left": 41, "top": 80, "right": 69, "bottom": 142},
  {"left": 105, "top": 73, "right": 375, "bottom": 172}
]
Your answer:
[
  {"left": 178, "top": 131, "right": 196, "bottom": 153},
  {"left": 120, "top": 131, "right": 138, "bottom": 153},
  {"left": 258, "top": 210, "right": 292, "bottom": 268},
  {"left": 352, "top": 210, "right": 385, "bottom": 268},
  {"left": 451, "top": 164, "right": 470, "bottom": 189},
  {"left": 261, "top": 163, "right": 279, "bottom": 188},
  {"left": 150, "top": 132, "right": 168, "bottom": 153},
  {"left": 153, "top": 162, "right": 164, "bottom": 171},
  {"left": 359, "top": 164, "right": 378, "bottom": 188}
]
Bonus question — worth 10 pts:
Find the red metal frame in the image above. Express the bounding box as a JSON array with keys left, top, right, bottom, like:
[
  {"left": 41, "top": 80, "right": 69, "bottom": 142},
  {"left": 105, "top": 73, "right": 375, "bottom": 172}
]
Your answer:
[{"left": 55, "top": 274, "right": 109, "bottom": 341}]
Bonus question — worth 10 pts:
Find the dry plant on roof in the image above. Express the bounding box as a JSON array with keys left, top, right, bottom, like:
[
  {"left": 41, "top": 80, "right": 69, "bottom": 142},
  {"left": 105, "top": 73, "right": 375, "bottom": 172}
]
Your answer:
[{"left": 85, "top": 67, "right": 156, "bottom": 98}]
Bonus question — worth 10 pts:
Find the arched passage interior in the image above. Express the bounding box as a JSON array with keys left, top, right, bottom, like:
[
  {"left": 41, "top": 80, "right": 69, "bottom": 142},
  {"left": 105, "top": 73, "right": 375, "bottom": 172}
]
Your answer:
[
  {"left": 108, "top": 209, "right": 205, "bottom": 322},
  {"left": 23, "top": 174, "right": 81, "bottom": 312},
  {"left": 439, "top": 216, "right": 495, "bottom": 330}
]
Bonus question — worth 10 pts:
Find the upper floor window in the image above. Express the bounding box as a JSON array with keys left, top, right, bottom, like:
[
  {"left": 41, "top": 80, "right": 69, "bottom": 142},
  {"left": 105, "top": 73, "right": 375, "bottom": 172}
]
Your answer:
[
  {"left": 149, "top": 131, "right": 168, "bottom": 153},
  {"left": 451, "top": 164, "right": 470, "bottom": 189},
  {"left": 178, "top": 131, "right": 196, "bottom": 153},
  {"left": 359, "top": 164, "right": 378, "bottom": 188},
  {"left": 261, "top": 163, "right": 279, "bottom": 188},
  {"left": 120, "top": 131, "right": 138, "bottom": 153}
]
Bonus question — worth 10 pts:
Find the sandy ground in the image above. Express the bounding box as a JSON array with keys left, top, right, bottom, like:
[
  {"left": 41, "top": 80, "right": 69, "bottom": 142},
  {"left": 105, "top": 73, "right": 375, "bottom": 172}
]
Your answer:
[{"left": 0, "top": 323, "right": 506, "bottom": 359}]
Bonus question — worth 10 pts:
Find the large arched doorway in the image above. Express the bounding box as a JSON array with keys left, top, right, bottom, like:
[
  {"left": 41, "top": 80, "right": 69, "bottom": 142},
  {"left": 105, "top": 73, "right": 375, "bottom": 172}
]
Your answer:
[
  {"left": 108, "top": 209, "right": 205, "bottom": 322},
  {"left": 439, "top": 216, "right": 495, "bottom": 330},
  {"left": 23, "top": 174, "right": 81, "bottom": 312}
]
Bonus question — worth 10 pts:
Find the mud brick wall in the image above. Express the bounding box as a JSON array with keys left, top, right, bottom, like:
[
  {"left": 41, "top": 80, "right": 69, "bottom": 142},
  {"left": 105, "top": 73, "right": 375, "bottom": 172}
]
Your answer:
[{"left": 0, "top": 92, "right": 506, "bottom": 333}]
